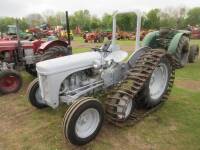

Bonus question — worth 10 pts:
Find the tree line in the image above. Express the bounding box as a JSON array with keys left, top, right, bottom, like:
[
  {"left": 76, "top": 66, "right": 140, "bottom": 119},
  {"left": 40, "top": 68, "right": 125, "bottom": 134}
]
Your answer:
[{"left": 0, "top": 7, "right": 200, "bottom": 33}]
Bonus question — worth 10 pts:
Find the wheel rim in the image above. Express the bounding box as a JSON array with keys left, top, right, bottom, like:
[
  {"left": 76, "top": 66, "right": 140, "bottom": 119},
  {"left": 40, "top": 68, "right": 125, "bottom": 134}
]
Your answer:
[
  {"left": 117, "top": 96, "right": 132, "bottom": 119},
  {"left": 75, "top": 108, "right": 100, "bottom": 138},
  {"left": 0, "top": 75, "right": 19, "bottom": 92},
  {"left": 149, "top": 63, "right": 169, "bottom": 100},
  {"left": 35, "top": 87, "right": 45, "bottom": 104}
]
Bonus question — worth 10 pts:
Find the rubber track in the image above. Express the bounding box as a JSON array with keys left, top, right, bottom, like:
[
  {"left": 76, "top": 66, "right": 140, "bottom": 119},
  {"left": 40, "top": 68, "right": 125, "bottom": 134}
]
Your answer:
[{"left": 105, "top": 49, "right": 176, "bottom": 127}]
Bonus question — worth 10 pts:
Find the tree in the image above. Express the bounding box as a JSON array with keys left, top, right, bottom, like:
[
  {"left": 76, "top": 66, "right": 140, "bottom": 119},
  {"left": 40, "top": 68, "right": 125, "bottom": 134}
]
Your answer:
[
  {"left": 160, "top": 12, "right": 177, "bottom": 28},
  {"left": 25, "top": 13, "right": 44, "bottom": 27},
  {"left": 116, "top": 13, "right": 137, "bottom": 31},
  {"left": 18, "top": 18, "right": 29, "bottom": 31},
  {"left": 144, "top": 9, "right": 160, "bottom": 29},
  {"left": 91, "top": 16, "right": 101, "bottom": 30},
  {"left": 0, "top": 17, "right": 15, "bottom": 32},
  {"left": 101, "top": 13, "right": 112, "bottom": 31},
  {"left": 70, "top": 10, "right": 91, "bottom": 31},
  {"left": 0, "top": 17, "right": 29, "bottom": 33},
  {"left": 185, "top": 7, "right": 200, "bottom": 26}
]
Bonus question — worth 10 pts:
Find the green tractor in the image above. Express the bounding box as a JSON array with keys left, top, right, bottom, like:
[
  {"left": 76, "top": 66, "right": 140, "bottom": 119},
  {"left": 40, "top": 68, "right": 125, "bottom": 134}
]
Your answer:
[
  {"left": 143, "top": 28, "right": 199, "bottom": 68},
  {"left": 7, "top": 25, "right": 31, "bottom": 40}
]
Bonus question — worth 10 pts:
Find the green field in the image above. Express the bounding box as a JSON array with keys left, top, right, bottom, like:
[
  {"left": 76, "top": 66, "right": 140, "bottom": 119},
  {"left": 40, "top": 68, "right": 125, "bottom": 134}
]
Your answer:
[{"left": 0, "top": 38, "right": 200, "bottom": 150}]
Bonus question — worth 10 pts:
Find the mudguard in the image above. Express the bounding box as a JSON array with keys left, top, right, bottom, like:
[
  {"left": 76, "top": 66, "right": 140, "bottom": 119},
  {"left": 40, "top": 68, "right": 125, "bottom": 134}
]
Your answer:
[
  {"left": 38, "top": 40, "right": 69, "bottom": 51},
  {"left": 167, "top": 32, "right": 189, "bottom": 55},
  {"left": 142, "top": 31, "right": 159, "bottom": 47},
  {"left": 127, "top": 46, "right": 152, "bottom": 68}
]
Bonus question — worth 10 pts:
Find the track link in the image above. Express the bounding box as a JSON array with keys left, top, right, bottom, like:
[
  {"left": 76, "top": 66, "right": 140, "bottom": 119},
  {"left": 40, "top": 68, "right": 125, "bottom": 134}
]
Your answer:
[{"left": 105, "top": 49, "right": 176, "bottom": 127}]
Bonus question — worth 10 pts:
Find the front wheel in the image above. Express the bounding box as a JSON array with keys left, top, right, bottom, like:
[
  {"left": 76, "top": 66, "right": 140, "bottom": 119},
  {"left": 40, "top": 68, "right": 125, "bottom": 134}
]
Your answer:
[
  {"left": 63, "top": 97, "right": 104, "bottom": 145},
  {"left": 0, "top": 70, "right": 22, "bottom": 94},
  {"left": 27, "top": 78, "right": 47, "bottom": 109}
]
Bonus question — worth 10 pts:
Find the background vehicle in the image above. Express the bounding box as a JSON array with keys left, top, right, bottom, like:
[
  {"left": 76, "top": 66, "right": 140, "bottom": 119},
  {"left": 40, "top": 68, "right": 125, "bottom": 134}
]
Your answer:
[
  {"left": 143, "top": 28, "right": 199, "bottom": 67},
  {"left": 83, "top": 32, "right": 104, "bottom": 43},
  {"left": 0, "top": 11, "right": 72, "bottom": 94}
]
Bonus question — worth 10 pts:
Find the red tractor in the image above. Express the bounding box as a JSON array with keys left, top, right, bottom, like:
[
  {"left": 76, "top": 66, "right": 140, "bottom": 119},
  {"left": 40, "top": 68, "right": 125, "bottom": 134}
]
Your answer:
[
  {"left": 83, "top": 32, "right": 104, "bottom": 43},
  {"left": 191, "top": 27, "right": 200, "bottom": 39},
  {"left": 0, "top": 11, "right": 72, "bottom": 94}
]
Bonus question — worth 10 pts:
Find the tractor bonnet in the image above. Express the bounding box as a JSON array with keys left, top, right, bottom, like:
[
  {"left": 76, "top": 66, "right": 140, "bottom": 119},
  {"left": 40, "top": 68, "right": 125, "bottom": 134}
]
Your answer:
[{"left": 36, "top": 51, "right": 102, "bottom": 75}]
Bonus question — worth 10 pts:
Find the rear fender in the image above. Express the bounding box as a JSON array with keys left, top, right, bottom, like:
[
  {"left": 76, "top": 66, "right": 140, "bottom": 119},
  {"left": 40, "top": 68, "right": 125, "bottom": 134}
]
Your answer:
[
  {"left": 168, "top": 33, "right": 189, "bottom": 54},
  {"left": 38, "top": 40, "right": 69, "bottom": 52},
  {"left": 142, "top": 31, "right": 159, "bottom": 47},
  {"left": 127, "top": 46, "right": 151, "bottom": 68}
]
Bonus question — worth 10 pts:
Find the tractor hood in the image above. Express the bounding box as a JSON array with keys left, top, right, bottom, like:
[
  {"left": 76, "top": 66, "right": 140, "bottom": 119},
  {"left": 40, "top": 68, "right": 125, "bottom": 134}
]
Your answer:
[
  {"left": 36, "top": 51, "right": 102, "bottom": 75},
  {"left": 0, "top": 40, "right": 33, "bottom": 51}
]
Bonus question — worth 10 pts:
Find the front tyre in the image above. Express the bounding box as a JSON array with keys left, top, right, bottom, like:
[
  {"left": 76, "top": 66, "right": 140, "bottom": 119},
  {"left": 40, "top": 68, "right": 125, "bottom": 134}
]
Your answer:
[
  {"left": 27, "top": 78, "right": 47, "bottom": 109},
  {"left": 143, "top": 57, "right": 172, "bottom": 108},
  {"left": 0, "top": 70, "right": 22, "bottom": 94},
  {"left": 63, "top": 97, "right": 104, "bottom": 145}
]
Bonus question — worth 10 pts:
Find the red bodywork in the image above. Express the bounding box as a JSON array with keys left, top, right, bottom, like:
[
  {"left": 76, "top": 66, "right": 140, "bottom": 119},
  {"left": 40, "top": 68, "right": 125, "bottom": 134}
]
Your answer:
[
  {"left": 0, "top": 39, "right": 68, "bottom": 62},
  {"left": 83, "top": 32, "right": 104, "bottom": 43},
  {"left": 191, "top": 29, "right": 200, "bottom": 39},
  {"left": 0, "top": 40, "right": 44, "bottom": 53},
  {"left": 187, "top": 26, "right": 200, "bottom": 39}
]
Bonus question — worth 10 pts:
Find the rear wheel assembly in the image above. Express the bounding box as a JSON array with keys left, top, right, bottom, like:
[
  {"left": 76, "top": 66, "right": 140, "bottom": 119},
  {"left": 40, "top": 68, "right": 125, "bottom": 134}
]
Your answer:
[
  {"left": 105, "top": 49, "right": 175, "bottom": 126},
  {"left": 27, "top": 78, "right": 47, "bottom": 109},
  {"left": 0, "top": 70, "right": 22, "bottom": 94},
  {"left": 63, "top": 97, "right": 104, "bottom": 145},
  {"left": 40, "top": 46, "right": 71, "bottom": 61},
  {"left": 143, "top": 57, "right": 172, "bottom": 108}
]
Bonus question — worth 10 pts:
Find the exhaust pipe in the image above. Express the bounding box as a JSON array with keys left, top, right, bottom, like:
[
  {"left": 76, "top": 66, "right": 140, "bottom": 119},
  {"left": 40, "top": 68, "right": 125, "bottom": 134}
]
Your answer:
[{"left": 65, "top": 11, "right": 71, "bottom": 46}]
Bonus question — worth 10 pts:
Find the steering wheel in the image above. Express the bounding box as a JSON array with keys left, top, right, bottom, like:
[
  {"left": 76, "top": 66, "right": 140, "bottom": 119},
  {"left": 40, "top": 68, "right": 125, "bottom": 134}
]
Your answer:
[
  {"left": 92, "top": 41, "right": 111, "bottom": 52},
  {"left": 101, "top": 41, "right": 111, "bottom": 51}
]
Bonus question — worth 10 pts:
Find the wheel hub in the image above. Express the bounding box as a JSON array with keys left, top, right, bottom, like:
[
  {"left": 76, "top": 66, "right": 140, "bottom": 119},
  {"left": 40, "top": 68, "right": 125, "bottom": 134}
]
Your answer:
[
  {"left": 117, "top": 96, "right": 133, "bottom": 119},
  {"left": 0, "top": 75, "right": 19, "bottom": 92},
  {"left": 149, "top": 63, "right": 169, "bottom": 100},
  {"left": 75, "top": 108, "right": 100, "bottom": 138}
]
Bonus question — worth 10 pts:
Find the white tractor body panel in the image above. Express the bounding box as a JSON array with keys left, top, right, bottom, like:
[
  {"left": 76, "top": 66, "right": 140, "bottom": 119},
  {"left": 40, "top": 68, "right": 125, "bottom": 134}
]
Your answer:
[
  {"left": 105, "top": 50, "right": 128, "bottom": 63},
  {"left": 36, "top": 51, "right": 102, "bottom": 75},
  {"left": 36, "top": 51, "right": 102, "bottom": 108}
]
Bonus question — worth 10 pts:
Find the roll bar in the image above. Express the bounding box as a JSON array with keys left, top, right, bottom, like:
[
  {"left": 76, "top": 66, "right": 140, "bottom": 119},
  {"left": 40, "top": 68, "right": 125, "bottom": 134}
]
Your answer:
[{"left": 111, "top": 10, "right": 142, "bottom": 50}]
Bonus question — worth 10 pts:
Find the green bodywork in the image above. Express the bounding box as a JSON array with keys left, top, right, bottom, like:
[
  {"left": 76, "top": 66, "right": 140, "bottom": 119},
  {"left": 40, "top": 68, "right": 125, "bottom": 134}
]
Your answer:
[
  {"left": 7, "top": 25, "right": 30, "bottom": 39},
  {"left": 143, "top": 29, "right": 190, "bottom": 55}
]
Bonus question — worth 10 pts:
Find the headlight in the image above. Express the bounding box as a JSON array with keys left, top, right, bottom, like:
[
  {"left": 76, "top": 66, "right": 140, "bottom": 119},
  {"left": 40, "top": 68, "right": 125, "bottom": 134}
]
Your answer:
[{"left": 93, "top": 60, "right": 101, "bottom": 69}]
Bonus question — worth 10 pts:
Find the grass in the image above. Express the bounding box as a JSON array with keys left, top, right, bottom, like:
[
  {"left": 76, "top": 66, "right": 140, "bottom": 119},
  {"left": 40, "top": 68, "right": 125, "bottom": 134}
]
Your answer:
[
  {"left": 176, "top": 60, "right": 200, "bottom": 80},
  {"left": 0, "top": 37, "right": 200, "bottom": 150}
]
